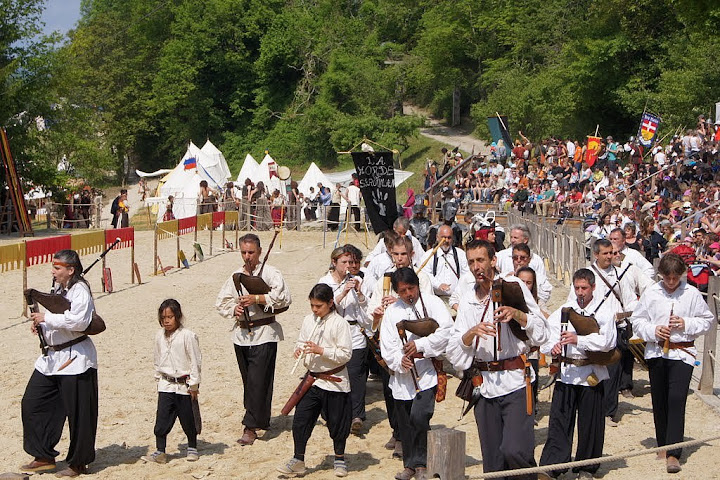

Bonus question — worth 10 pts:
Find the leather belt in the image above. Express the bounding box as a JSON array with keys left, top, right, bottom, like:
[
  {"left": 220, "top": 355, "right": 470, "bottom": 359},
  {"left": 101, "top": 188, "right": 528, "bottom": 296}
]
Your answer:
[
  {"left": 310, "top": 364, "right": 345, "bottom": 382},
  {"left": 49, "top": 335, "right": 88, "bottom": 352},
  {"left": 473, "top": 355, "right": 525, "bottom": 372},
  {"left": 668, "top": 341, "right": 695, "bottom": 349},
  {"left": 161, "top": 374, "right": 189, "bottom": 384},
  {"left": 559, "top": 356, "right": 593, "bottom": 367},
  {"left": 237, "top": 316, "right": 275, "bottom": 330}
]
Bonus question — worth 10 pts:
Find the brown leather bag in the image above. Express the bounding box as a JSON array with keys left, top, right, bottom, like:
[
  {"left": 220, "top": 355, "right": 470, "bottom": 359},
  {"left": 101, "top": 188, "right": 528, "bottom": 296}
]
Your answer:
[{"left": 25, "top": 288, "right": 106, "bottom": 335}]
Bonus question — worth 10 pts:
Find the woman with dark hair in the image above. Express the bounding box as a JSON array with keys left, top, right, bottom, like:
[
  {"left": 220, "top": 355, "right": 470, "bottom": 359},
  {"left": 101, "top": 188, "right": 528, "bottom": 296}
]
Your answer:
[
  {"left": 631, "top": 253, "right": 714, "bottom": 474},
  {"left": 641, "top": 216, "right": 668, "bottom": 262},
  {"left": 22, "top": 249, "right": 99, "bottom": 477},
  {"left": 277, "top": 284, "right": 352, "bottom": 478}
]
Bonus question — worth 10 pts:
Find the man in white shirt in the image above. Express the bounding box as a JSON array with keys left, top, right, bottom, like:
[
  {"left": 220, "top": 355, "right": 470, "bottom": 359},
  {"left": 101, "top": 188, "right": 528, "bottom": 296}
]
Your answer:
[
  {"left": 446, "top": 240, "right": 548, "bottom": 480},
  {"left": 420, "top": 225, "right": 469, "bottom": 300},
  {"left": 496, "top": 224, "right": 548, "bottom": 279},
  {"left": 364, "top": 217, "right": 425, "bottom": 268},
  {"left": 608, "top": 228, "right": 655, "bottom": 278},
  {"left": 215, "top": 234, "right": 292, "bottom": 446},
  {"left": 538, "top": 269, "right": 617, "bottom": 480},
  {"left": 380, "top": 267, "right": 452, "bottom": 480},
  {"left": 570, "top": 239, "right": 635, "bottom": 426},
  {"left": 346, "top": 183, "right": 362, "bottom": 230}
]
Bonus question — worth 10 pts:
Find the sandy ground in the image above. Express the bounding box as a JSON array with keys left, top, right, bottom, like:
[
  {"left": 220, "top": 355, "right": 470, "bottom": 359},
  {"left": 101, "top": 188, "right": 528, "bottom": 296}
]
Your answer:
[{"left": 1, "top": 226, "right": 719, "bottom": 480}]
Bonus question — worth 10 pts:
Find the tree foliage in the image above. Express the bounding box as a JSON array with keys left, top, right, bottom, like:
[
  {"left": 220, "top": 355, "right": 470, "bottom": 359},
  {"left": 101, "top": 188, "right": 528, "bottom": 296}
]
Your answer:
[{"left": 4, "top": 0, "right": 720, "bottom": 190}]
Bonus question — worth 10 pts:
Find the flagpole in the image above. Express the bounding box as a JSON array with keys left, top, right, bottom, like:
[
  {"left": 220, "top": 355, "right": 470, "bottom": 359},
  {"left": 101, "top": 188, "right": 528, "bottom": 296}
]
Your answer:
[{"left": 594, "top": 125, "right": 599, "bottom": 137}]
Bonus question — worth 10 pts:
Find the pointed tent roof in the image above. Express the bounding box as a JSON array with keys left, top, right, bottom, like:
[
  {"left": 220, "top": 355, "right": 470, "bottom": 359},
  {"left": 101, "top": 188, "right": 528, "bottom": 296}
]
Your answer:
[
  {"left": 253, "top": 153, "right": 283, "bottom": 194},
  {"left": 236, "top": 153, "right": 260, "bottom": 186},
  {"left": 297, "top": 162, "right": 332, "bottom": 197},
  {"left": 157, "top": 142, "right": 224, "bottom": 220},
  {"left": 200, "top": 139, "right": 232, "bottom": 181}
]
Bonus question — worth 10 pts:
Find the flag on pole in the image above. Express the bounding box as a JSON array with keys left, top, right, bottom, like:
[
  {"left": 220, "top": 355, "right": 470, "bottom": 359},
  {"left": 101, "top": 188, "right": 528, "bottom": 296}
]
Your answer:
[
  {"left": 638, "top": 112, "right": 661, "bottom": 148},
  {"left": 585, "top": 136, "right": 602, "bottom": 167},
  {"left": 183, "top": 157, "right": 197, "bottom": 170},
  {"left": 351, "top": 151, "right": 398, "bottom": 232}
]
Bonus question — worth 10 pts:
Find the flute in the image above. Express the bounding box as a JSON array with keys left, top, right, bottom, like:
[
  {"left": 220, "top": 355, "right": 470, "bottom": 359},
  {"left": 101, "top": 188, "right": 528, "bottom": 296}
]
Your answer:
[
  {"left": 290, "top": 315, "right": 323, "bottom": 375},
  {"left": 491, "top": 281, "right": 503, "bottom": 359},
  {"left": 663, "top": 303, "right": 674, "bottom": 355}
]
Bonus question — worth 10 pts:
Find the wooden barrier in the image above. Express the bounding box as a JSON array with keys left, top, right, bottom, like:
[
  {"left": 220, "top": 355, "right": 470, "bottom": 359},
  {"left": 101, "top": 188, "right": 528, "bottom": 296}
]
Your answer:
[{"left": 699, "top": 276, "right": 718, "bottom": 396}]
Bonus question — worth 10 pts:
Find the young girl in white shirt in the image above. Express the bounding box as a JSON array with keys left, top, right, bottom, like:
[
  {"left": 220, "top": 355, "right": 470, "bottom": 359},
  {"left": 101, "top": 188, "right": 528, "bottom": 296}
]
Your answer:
[{"left": 142, "top": 299, "right": 202, "bottom": 464}]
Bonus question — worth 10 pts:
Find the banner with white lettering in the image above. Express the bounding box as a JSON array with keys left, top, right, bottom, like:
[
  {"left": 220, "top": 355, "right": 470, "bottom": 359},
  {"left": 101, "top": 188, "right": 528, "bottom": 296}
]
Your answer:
[{"left": 351, "top": 151, "right": 398, "bottom": 232}]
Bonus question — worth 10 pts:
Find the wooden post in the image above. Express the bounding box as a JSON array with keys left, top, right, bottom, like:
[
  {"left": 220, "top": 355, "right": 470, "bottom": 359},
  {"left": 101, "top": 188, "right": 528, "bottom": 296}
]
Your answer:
[
  {"left": 22, "top": 240, "right": 28, "bottom": 317},
  {"left": 235, "top": 216, "right": 239, "bottom": 247},
  {"left": 699, "top": 276, "right": 719, "bottom": 395},
  {"left": 209, "top": 221, "right": 213, "bottom": 256},
  {"left": 101, "top": 256, "right": 107, "bottom": 293},
  {"left": 131, "top": 243, "right": 135, "bottom": 284},
  {"left": 176, "top": 232, "right": 180, "bottom": 268},
  {"left": 427, "top": 428, "right": 465, "bottom": 480},
  {"left": 153, "top": 225, "right": 158, "bottom": 276},
  {"left": 222, "top": 219, "right": 226, "bottom": 250},
  {"left": 46, "top": 201, "right": 52, "bottom": 230}
]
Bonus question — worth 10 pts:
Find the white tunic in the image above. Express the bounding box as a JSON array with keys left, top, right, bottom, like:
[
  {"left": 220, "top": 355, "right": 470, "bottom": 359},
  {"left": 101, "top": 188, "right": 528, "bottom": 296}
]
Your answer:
[
  {"left": 367, "top": 267, "right": 433, "bottom": 318},
  {"left": 318, "top": 272, "right": 373, "bottom": 350},
  {"left": 297, "top": 311, "right": 352, "bottom": 392},
  {"left": 154, "top": 327, "right": 201, "bottom": 395},
  {"left": 541, "top": 297, "right": 616, "bottom": 386},
  {"left": 446, "top": 274, "right": 549, "bottom": 399},
  {"left": 215, "top": 263, "right": 292, "bottom": 346},
  {"left": 35, "top": 282, "right": 98, "bottom": 376},
  {"left": 380, "top": 294, "right": 453, "bottom": 400},
  {"left": 420, "top": 246, "right": 470, "bottom": 297},
  {"left": 620, "top": 246, "right": 655, "bottom": 278},
  {"left": 568, "top": 262, "right": 637, "bottom": 313},
  {"left": 631, "top": 282, "right": 714, "bottom": 366}
]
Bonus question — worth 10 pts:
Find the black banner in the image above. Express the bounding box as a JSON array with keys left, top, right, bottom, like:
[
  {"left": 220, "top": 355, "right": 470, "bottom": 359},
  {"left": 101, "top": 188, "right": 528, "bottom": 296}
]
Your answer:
[{"left": 352, "top": 151, "right": 398, "bottom": 233}]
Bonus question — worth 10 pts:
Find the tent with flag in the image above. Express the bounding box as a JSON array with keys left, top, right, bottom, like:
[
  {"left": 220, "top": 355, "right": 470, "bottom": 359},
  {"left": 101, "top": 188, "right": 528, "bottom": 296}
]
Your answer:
[
  {"left": 157, "top": 142, "right": 231, "bottom": 220},
  {"left": 251, "top": 153, "right": 284, "bottom": 194}
]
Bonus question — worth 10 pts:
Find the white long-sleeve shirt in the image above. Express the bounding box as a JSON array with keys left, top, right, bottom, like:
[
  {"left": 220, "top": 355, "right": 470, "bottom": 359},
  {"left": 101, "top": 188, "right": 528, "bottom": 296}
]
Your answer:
[
  {"left": 568, "top": 262, "right": 636, "bottom": 313},
  {"left": 36, "top": 282, "right": 98, "bottom": 376},
  {"left": 296, "top": 311, "right": 352, "bottom": 392},
  {"left": 154, "top": 327, "right": 201, "bottom": 395},
  {"left": 446, "top": 274, "right": 549, "bottom": 399},
  {"left": 631, "top": 282, "right": 714, "bottom": 366},
  {"left": 380, "top": 293, "right": 453, "bottom": 400},
  {"left": 541, "top": 297, "right": 616, "bottom": 386},
  {"left": 620, "top": 246, "right": 655, "bottom": 278},
  {"left": 318, "top": 272, "right": 373, "bottom": 350},
  {"left": 215, "top": 263, "right": 292, "bottom": 346},
  {"left": 420, "top": 246, "right": 469, "bottom": 297}
]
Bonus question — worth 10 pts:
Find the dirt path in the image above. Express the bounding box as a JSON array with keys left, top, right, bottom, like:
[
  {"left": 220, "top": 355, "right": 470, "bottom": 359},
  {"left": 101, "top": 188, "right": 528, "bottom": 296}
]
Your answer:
[{"left": 404, "top": 104, "right": 489, "bottom": 156}]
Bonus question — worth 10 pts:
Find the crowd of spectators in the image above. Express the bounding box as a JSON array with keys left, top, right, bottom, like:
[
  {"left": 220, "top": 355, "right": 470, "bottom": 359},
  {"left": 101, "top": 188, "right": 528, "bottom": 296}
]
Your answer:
[{"left": 423, "top": 115, "right": 720, "bottom": 265}]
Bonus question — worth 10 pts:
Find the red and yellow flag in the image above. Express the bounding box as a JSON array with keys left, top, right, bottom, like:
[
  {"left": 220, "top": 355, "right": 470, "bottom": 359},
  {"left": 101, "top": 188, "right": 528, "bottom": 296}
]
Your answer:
[{"left": 585, "top": 136, "right": 602, "bottom": 167}]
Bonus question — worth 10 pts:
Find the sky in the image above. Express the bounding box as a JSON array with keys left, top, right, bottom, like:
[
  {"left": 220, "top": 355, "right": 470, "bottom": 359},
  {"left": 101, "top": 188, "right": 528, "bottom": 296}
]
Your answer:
[{"left": 40, "top": 0, "right": 82, "bottom": 37}]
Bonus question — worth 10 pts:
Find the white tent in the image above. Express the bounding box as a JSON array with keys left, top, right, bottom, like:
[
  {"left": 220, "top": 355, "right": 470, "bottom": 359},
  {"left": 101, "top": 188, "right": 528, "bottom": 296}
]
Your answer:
[
  {"left": 323, "top": 168, "right": 414, "bottom": 188},
  {"left": 235, "top": 154, "right": 260, "bottom": 187},
  {"left": 297, "top": 162, "right": 333, "bottom": 197},
  {"left": 253, "top": 153, "right": 284, "bottom": 194},
  {"left": 201, "top": 139, "right": 232, "bottom": 182},
  {"left": 157, "top": 142, "right": 230, "bottom": 220}
]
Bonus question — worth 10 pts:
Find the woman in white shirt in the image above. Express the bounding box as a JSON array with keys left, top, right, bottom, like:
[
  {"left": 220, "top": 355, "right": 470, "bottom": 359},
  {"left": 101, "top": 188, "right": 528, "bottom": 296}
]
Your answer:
[
  {"left": 22, "top": 250, "right": 99, "bottom": 477},
  {"left": 631, "top": 253, "right": 714, "bottom": 474}
]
